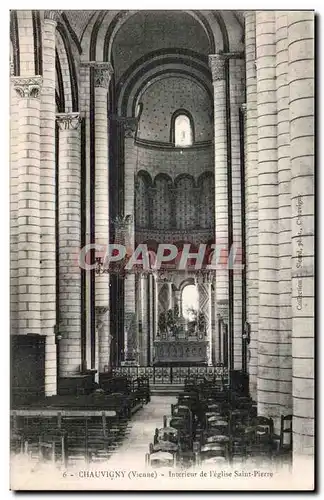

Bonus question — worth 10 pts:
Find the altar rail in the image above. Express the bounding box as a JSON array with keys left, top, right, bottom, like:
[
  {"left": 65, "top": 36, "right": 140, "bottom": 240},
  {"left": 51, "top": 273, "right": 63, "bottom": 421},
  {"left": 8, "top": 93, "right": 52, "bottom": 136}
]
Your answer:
[{"left": 111, "top": 365, "right": 228, "bottom": 385}]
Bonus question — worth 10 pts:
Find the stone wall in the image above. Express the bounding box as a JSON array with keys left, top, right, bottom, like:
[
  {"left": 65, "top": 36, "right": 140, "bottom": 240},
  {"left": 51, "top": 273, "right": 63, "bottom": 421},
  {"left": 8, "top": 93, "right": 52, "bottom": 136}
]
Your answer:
[
  {"left": 138, "top": 76, "right": 213, "bottom": 143},
  {"left": 244, "top": 11, "right": 314, "bottom": 456}
]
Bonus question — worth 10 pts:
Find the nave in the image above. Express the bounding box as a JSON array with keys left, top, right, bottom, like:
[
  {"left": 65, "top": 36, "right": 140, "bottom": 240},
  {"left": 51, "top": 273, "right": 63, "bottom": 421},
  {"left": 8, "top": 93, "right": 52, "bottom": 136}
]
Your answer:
[
  {"left": 9, "top": 10, "right": 314, "bottom": 486},
  {"left": 11, "top": 374, "right": 293, "bottom": 487}
]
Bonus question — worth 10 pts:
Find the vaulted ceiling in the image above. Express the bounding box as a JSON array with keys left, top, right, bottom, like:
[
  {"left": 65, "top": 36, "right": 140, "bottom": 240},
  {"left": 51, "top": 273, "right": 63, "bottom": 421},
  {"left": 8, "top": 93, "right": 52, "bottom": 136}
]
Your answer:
[
  {"left": 63, "top": 10, "right": 97, "bottom": 40},
  {"left": 62, "top": 10, "right": 245, "bottom": 51}
]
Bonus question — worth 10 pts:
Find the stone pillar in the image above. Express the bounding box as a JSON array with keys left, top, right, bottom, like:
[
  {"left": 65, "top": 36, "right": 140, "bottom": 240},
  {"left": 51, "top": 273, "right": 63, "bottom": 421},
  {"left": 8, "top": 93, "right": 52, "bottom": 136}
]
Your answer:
[
  {"left": 95, "top": 306, "right": 110, "bottom": 373},
  {"left": 153, "top": 275, "right": 159, "bottom": 361},
  {"left": 40, "top": 10, "right": 60, "bottom": 395},
  {"left": 10, "top": 68, "right": 19, "bottom": 336},
  {"left": 276, "top": 12, "right": 292, "bottom": 415},
  {"left": 79, "top": 62, "right": 92, "bottom": 369},
  {"left": 211, "top": 279, "right": 218, "bottom": 364},
  {"left": 139, "top": 275, "right": 149, "bottom": 366},
  {"left": 93, "top": 62, "right": 113, "bottom": 372},
  {"left": 167, "top": 281, "right": 173, "bottom": 310},
  {"left": 56, "top": 112, "right": 82, "bottom": 376},
  {"left": 208, "top": 54, "right": 229, "bottom": 335},
  {"left": 174, "top": 289, "right": 182, "bottom": 317},
  {"left": 229, "top": 54, "right": 245, "bottom": 370},
  {"left": 288, "top": 11, "right": 314, "bottom": 461},
  {"left": 124, "top": 273, "right": 137, "bottom": 362},
  {"left": 148, "top": 274, "right": 155, "bottom": 365},
  {"left": 13, "top": 76, "right": 43, "bottom": 336},
  {"left": 244, "top": 10, "right": 258, "bottom": 400},
  {"left": 197, "top": 275, "right": 213, "bottom": 365},
  {"left": 256, "top": 12, "right": 279, "bottom": 427},
  {"left": 123, "top": 118, "right": 138, "bottom": 361}
]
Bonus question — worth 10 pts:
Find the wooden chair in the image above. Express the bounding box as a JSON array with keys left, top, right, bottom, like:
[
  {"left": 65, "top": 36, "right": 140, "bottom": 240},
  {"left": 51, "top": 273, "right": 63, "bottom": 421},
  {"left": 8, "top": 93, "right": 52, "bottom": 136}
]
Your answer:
[
  {"left": 149, "top": 441, "right": 178, "bottom": 454},
  {"left": 154, "top": 426, "right": 179, "bottom": 445},
  {"left": 272, "top": 415, "right": 293, "bottom": 455},
  {"left": 230, "top": 409, "right": 252, "bottom": 432},
  {"left": 171, "top": 405, "right": 193, "bottom": 429},
  {"left": 146, "top": 450, "right": 176, "bottom": 468},
  {"left": 197, "top": 442, "right": 229, "bottom": 466},
  {"left": 230, "top": 426, "right": 255, "bottom": 464},
  {"left": 38, "top": 430, "right": 67, "bottom": 467},
  {"left": 204, "top": 434, "right": 230, "bottom": 446},
  {"left": 205, "top": 415, "right": 229, "bottom": 435},
  {"left": 247, "top": 416, "right": 274, "bottom": 459},
  {"left": 169, "top": 417, "right": 193, "bottom": 451}
]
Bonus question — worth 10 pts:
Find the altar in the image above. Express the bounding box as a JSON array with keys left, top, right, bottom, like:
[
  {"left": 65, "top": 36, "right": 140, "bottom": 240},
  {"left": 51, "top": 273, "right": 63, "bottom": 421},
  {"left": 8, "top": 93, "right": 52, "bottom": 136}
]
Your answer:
[
  {"left": 154, "top": 301, "right": 210, "bottom": 365},
  {"left": 153, "top": 339, "right": 208, "bottom": 365}
]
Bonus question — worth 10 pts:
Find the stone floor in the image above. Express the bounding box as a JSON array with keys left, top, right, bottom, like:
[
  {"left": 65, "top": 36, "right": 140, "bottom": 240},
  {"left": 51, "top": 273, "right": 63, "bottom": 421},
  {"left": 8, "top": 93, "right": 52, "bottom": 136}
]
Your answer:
[{"left": 109, "top": 395, "right": 177, "bottom": 467}]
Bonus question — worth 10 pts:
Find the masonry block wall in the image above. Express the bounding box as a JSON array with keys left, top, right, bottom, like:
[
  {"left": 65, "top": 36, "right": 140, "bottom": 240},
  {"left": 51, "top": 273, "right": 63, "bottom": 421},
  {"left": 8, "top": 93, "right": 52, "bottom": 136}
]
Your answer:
[
  {"left": 138, "top": 77, "right": 213, "bottom": 143},
  {"left": 10, "top": 10, "right": 83, "bottom": 394},
  {"left": 244, "top": 11, "right": 314, "bottom": 458}
]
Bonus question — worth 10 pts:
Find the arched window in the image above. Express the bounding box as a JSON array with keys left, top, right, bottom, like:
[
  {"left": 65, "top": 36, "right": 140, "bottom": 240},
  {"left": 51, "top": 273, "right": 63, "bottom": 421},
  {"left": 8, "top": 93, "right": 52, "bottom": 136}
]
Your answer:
[
  {"left": 182, "top": 284, "right": 199, "bottom": 321},
  {"left": 170, "top": 110, "right": 194, "bottom": 147}
]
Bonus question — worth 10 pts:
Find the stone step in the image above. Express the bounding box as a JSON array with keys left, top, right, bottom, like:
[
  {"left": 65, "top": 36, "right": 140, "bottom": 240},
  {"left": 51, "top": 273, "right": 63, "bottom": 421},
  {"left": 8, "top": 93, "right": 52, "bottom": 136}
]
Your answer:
[{"left": 150, "top": 384, "right": 184, "bottom": 396}]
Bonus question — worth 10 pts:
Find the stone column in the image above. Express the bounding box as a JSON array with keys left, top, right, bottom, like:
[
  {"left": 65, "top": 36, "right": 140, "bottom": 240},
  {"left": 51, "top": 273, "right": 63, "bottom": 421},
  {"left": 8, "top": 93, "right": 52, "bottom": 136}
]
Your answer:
[
  {"left": 148, "top": 274, "right": 155, "bottom": 365},
  {"left": 208, "top": 54, "right": 229, "bottom": 334},
  {"left": 197, "top": 275, "right": 213, "bottom": 365},
  {"left": 174, "top": 289, "right": 182, "bottom": 317},
  {"left": 211, "top": 279, "right": 218, "bottom": 364},
  {"left": 123, "top": 118, "right": 138, "bottom": 361},
  {"left": 167, "top": 281, "right": 173, "bottom": 310},
  {"left": 79, "top": 62, "right": 92, "bottom": 369},
  {"left": 153, "top": 274, "right": 159, "bottom": 361},
  {"left": 256, "top": 12, "right": 280, "bottom": 427},
  {"left": 95, "top": 306, "right": 110, "bottom": 373},
  {"left": 276, "top": 12, "right": 292, "bottom": 415},
  {"left": 229, "top": 54, "right": 245, "bottom": 370},
  {"left": 56, "top": 112, "right": 82, "bottom": 376},
  {"left": 139, "top": 275, "right": 149, "bottom": 366},
  {"left": 10, "top": 68, "right": 19, "bottom": 336},
  {"left": 93, "top": 62, "right": 113, "bottom": 372},
  {"left": 13, "top": 76, "right": 43, "bottom": 336},
  {"left": 40, "top": 10, "right": 60, "bottom": 395},
  {"left": 288, "top": 11, "right": 314, "bottom": 461},
  {"left": 124, "top": 273, "right": 137, "bottom": 362},
  {"left": 244, "top": 10, "right": 258, "bottom": 400}
]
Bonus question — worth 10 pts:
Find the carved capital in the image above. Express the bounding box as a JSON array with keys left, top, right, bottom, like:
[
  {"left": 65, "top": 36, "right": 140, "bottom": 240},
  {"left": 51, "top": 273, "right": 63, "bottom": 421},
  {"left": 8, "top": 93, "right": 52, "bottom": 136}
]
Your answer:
[
  {"left": 12, "top": 76, "right": 43, "bottom": 99},
  {"left": 195, "top": 270, "right": 215, "bottom": 285},
  {"left": 154, "top": 270, "right": 172, "bottom": 284},
  {"left": 44, "top": 10, "right": 62, "bottom": 23},
  {"left": 208, "top": 55, "right": 225, "bottom": 81},
  {"left": 113, "top": 214, "right": 133, "bottom": 231},
  {"left": 123, "top": 117, "right": 138, "bottom": 139},
  {"left": 56, "top": 112, "right": 81, "bottom": 130},
  {"left": 94, "top": 63, "right": 114, "bottom": 89},
  {"left": 81, "top": 61, "right": 114, "bottom": 89}
]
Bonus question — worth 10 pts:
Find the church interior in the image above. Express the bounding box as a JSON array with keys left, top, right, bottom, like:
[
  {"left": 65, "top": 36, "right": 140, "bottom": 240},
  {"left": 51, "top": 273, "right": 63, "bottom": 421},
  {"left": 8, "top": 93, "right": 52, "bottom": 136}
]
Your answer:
[{"left": 10, "top": 10, "right": 314, "bottom": 480}]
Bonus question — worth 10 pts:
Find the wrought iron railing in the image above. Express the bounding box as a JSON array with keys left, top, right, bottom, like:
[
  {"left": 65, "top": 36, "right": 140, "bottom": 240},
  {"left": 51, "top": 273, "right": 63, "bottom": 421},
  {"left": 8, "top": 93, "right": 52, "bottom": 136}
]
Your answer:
[{"left": 111, "top": 365, "right": 228, "bottom": 385}]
